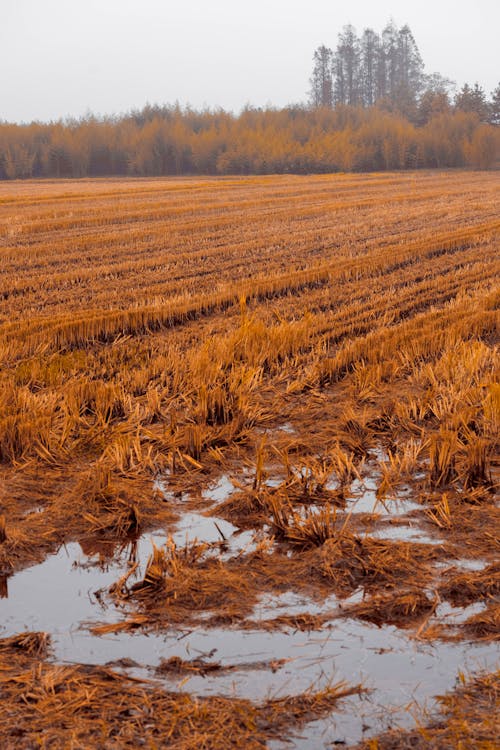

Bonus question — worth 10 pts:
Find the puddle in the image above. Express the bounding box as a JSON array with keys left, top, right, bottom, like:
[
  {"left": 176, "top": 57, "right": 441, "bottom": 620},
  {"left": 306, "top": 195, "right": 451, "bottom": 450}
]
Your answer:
[
  {"left": 0, "top": 492, "right": 497, "bottom": 747},
  {"left": 265, "top": 478, "right": 283, "bottom": 489},
  {"left": 204, "top": 474, "right": 235, "bottom": 503},
  {"left": 254, "top": 591, "right": 333, "bottom": 619},
  {"left": 154, "top": 472, "right": 235, "bottom": 506},
  {"left": 223, "top": 528, "right": 261, "bottom": 558},
  {"left": 451, "top": 558, "right": 490, "bottom": 572},
  {"left": 0, "top": 539, "right": 497, "bottom": 747},
  {"left": 434, "top": 558, "right": 491, "bottom": 576},
  {"left": 117, "top": 621, "right": 497, "bottom": 747},
  {"left": 437, "top": 601, "right": 487, "bottom": 625},
  {"left": 171, "top": 512, "right": 238, "bottom": 546},
  {"left": 170, "top": 511, "right": 258, "bottom": 558},
  {"left": 0, "top": 537, "right": 164, "bottom": 633},
  {"left": 347, "top": 484, "right": 421, "bottom": 517},
  {"left": 367, "top": 524, "right": 443, "bottom": 545},
  {"left": 252, "top": 590, "right": 366, "bottom": 624}
]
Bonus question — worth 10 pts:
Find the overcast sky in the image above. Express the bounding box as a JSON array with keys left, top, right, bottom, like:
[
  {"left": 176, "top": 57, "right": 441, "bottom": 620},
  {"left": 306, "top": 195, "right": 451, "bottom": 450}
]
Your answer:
[{"left": 1, "top": 0, "right": 499, "bottom": 123}]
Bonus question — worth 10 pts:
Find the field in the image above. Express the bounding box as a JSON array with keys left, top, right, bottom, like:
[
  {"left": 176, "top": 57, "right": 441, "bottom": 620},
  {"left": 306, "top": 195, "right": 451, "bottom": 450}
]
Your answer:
[{"left": 0, "top": 171, "right": 499, "bottom": 748}]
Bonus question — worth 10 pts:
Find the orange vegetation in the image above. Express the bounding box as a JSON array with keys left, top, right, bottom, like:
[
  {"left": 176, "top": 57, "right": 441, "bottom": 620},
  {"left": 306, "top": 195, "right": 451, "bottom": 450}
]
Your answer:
[{"left": 0, "top": 171, "right": 498, "bottom": 747}]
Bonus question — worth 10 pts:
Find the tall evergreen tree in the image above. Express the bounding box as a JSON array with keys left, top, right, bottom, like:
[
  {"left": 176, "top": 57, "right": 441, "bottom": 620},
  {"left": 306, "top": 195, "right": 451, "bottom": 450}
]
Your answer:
[
  {"left": 377, "top": 22, "right": 424, "bottom": 113},
  {"left": 333, "top": 25, "right": 360, "bottom": 105},
  {"left": 375, "top": 34, "right": 388, "bottom": 101},
  {"left": 360, "top": 28, "right": 380, "bottom": 106},
  {"left": 309, "top": 46, "right": 334, "bottom": 107},
  {"left": 382, "top": 21, "right": 400, "bottom": 103},
  {"left": 396, "top": 24, "right": 424, "bottom": 111},
  {"left": 489, "top": 83, "right": 500, "bottom": 125},
  {"left": 455, "top": 83, "right": 489, "bottom": 121}
]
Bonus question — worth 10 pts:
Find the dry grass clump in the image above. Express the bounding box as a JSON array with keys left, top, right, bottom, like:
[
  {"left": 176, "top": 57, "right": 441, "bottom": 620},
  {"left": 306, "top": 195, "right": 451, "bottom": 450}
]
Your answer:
[
  {"left": 0, "top": 523, "right": 38, "bottom": 576},
  {"left": 376, "top": 438, "right": 426, "bottom": 497},
  {"left": 84, "top": 500, "right": 141, "bottom": 537},
  {"left": 243, "top": 612, "right": 334, "bottom": 632},
  {"left": 222, "top": 531, "right": 439, "bottom": 606},
  {"left": 462, "top": 603, "right": 500, "bottom": 641},
  {"left": 420, "top": 498, "right": 499, "bottom": 561},
  {"left": 0, "top": 631, "right": 50, "bottom": 657},
  {"left": 215, "top": 485, "right": 271, "bottom": 526},
  {"left": 76, "top": 465, "right": 143, "bottom": 537},
  {"left": 337, "top": 408, "right": 375, "bottom": 457},
  {"left": 424, "top": 492, "right": 453, "bottom": 529},
  {"left": 429, "top": 430, "right": 459, "bottom": 488},
  {"left": 457, "top": 436, "right": 495, "bottom": 490},
  {"left": 261, "top": 681, "right": 364, "bottom": 733},
  {"left": 354, "top": 670, "right": 499, "bottom": 749},
  {"left": 72, "top": 463, "right": 173, "bottom": 543},
  {"left": 156, "top": 656, "right": 227, "bottom": 677},
  {"left": 342, "top": 588, "right": 437, "bottom": 627},
  {"left": 216, "top": 448, "right": 347, "bottom": 530},
  {"left": 439, "top": 563, "right": 500, "bottom": 607},
  {"left": 314, "top": 535, "right": 439, "bottom": 594},
  {"left": 113, "top": 540, "right": 256, "bottom": 622},
  {"left": 273, "top": 448, "right": 349, "bottom": 501},
  {"left": 269, "top": 500, "right": 340, "bottom": 549},
  {"left": 155, "top": 655, "right": 287, "bottom": 676}
]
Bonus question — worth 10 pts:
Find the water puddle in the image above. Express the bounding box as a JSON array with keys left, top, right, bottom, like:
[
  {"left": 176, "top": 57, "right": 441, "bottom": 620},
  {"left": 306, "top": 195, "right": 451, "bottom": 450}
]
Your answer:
[
  {"left": 117, "top": 621, "right": 497, "bottom": 746},
  {"left": 450, "top": 558, "right": 490, "bottom": 572},
  {"left": 0, "top": 538, "right": 161, "bottom": 634},
  {"left": 171, "top": 512, "right": 238, "bottom": 546},
  {"left": 254, "top": 591, "right": 336, "bottom": 619},
  {"left": 1, "top": 479, "right": 497, "bottom": 748},
  {"left": 169, "top": 511, "right": 259, "bottom": 558},
  {"left": 154, "top": 472, "right": 236, "bottom": 506},
  {"left": 366, "top": 524, "right": 443, "bottom": 545},
  {"left": 204, "top": 474, "right": 235, "bottom": 503},
  {"left": 347, "top": 485, "right": 421, "bottom": 517},
  {"left": 437, "top": 601, "right": 487, "bottom": 625}
]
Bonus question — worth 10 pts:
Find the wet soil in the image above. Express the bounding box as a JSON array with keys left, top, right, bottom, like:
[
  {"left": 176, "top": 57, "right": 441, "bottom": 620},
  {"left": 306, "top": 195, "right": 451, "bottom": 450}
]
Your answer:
[{"left": 1, "top": 447, "right": 498, "bottom": 747}]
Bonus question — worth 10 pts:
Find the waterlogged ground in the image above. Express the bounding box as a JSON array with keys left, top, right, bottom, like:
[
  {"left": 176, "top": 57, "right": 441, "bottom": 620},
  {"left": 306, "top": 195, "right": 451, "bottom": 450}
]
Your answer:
[
  {"left": 1, "top": 442, "right": 498, "bottom": 748},
  {"left": 0, "top": 173, "right": 499, "bottom": 748}
]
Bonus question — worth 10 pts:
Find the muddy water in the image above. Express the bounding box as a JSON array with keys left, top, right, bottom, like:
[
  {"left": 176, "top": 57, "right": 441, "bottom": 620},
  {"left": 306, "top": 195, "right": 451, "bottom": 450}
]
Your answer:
[
  {"left": 346, "top": 478, "right": 421, "bottom": 517},
  {"left": 0, "top": 539, "right": 497, "bottom": 747},
  {"left": 1, "top": 470, "right": 498, "bottom": 748}
]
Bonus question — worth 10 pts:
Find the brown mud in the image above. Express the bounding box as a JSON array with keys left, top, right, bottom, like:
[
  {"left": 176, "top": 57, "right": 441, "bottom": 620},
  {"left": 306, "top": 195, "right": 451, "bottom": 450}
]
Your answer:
[{"left": 0, "top": 173, "right": 498, "bottom": 748}]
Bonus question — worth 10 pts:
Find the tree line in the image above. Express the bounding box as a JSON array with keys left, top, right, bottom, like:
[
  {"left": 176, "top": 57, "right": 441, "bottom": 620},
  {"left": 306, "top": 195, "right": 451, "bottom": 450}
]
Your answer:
[
  {"left": 310, "top": 21, "right": 499, "bottom": 125},
  {"left": 1, "top": 21, "right": 498, "bottom": 179}
]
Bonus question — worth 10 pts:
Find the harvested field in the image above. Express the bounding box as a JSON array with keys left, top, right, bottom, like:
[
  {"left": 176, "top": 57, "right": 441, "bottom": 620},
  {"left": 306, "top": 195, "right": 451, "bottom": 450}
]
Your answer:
[{"left": 0, "top": 171, "right": 499, "bottom": 748}]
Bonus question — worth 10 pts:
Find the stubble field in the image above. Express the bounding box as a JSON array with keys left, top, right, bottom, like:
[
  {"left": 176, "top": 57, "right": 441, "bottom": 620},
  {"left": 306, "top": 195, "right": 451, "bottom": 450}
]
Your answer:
[{"left": 0, "top": 172, "right": 498, "bottom": 748}]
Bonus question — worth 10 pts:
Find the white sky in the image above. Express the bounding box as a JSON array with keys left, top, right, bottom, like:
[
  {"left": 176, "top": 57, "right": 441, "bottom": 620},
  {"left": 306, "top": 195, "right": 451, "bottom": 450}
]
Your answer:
[{"left": 1, "top": 0, "right": 499, "bottom": 123}]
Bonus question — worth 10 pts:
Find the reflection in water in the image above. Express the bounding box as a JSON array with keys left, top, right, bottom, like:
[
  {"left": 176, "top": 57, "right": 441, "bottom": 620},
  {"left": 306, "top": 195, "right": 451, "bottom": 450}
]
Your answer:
[
  {"left": 1, "top": 459, "right": 498, "bottom": 750},
  {"left": 78, "top": 535, "right": 143, "bottom": 569},
  {"left": 0, "top": 534, "right": 498, "bottom": 747}
]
